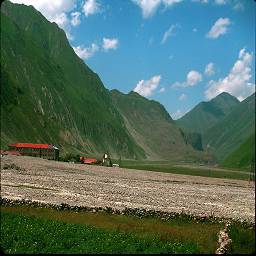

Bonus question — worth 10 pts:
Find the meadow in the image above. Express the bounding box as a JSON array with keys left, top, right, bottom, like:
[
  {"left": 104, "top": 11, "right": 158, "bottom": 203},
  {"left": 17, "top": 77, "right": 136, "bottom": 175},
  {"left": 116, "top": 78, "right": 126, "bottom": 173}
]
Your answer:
[
  {"left": 1, "top": 204, "right": 254, "bottom": 254},
  {"left": 117, "top": 160, "right": 253, "bottom": 181}
]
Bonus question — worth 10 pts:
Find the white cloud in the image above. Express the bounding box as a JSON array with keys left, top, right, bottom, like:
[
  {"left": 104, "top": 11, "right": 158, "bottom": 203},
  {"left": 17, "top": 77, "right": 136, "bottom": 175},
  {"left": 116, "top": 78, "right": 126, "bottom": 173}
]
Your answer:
[
  {"left": 214, "top": 0, "right": 226, "bottom": 5},
  {"left": 159, "top": 87, "right": 165, "bottom": 93},
  {"left": 131, "top": 0, "right": 183, "bottom": 18},
  {"left": 162, "top": 0, "right": 183, "bottom": 5},
  {"left": 205, "top": 48, "right": 255, "bottom": 101},
  {"left": 51, "top": 12, "right": 69, "bottom": 27},
  {"left": 172, "top": 70, "right": 202, "bottom": 88},
  {"left": 133, "top": 75, "right": 162, "bottom": 97},
  {"left": 9, "top": 0, "right": 76, "bottom": 22},
  {"left": 102, "top": 38, "right": 119, "bottom": 51},
  {"left": 83, "top": 0, "right": 100, "bottom": 17},
  {"left": 9, "top": 0, "right": 77, "bottom": 40},
  {"left": 132, "top": 0, "right": 161, "bottom": 18},
  {"left": 161, "top": 24, "right": 179, "bottom": 44},
  {"left": 192, "top": 0, "right": 208, "bottom": 3},
  {"left": 73, "top": 43, "right": 99, "bottom": 60},
  {"left": 192, "top": 28, "right": 197, "bottom": 32},
  {"left": 179, "top": 93, "right": 187, "bottom": 101},
  {"left": 204, "top": 62, "right": 215, "bottom": 76},
  {"left": 73, "top": 37, "right": 119, "bottom": 60},
  {"left": 206, "top": 17, "right": 231, "bottom": 39},
  {"left": 187, "top": 71, "right": 202, "bottom": 86},
  {"left": 71, "top": 12, "right": 81, "bottom": 26}
]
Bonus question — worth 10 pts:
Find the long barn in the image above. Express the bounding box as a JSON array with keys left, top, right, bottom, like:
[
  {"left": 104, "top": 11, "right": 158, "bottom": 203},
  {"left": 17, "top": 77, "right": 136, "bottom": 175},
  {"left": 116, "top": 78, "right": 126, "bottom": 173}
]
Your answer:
[{"left": 8, "top": 143, "right": 59, "bottom": 160}]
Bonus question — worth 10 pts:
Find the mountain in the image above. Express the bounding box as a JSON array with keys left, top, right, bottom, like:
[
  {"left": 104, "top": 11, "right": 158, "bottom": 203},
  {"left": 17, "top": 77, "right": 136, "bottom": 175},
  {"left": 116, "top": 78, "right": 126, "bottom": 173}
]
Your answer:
[
  {"left": 203, "top": 93, "right": 255, "bottom": 161},
  {"left": 1, "top": 1, "right": 206, "bottom": 162},
  {"left": 0, "top": 0, "right": 145, "bottom": 159},
  {"left": 110, "top": 90, "right": 206, "bottom": 160},
  {"left": 176, "top": 92, "right": 240, "bottom": 134},
  {"left": 221, "top": 133, "right": 255, "bottom": 170}
]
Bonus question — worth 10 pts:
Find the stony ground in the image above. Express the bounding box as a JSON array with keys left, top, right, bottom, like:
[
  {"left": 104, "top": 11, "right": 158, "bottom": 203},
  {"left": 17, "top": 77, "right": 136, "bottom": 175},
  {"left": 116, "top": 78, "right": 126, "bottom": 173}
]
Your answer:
[{"left": 1, "top": 155, "right": 255, "bottom": 223}]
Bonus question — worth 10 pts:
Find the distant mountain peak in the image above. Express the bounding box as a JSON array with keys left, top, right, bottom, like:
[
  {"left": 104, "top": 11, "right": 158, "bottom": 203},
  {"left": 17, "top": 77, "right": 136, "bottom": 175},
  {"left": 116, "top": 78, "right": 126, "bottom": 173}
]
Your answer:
[
  {"left": 212, "top": 92, "right": 239, "bottom": 102},
  {"left": 217, "top": 91, "right": 232, "bottom": 97},
  {"left": 176, "top": 91, "right": 240, "bottom": 133}
]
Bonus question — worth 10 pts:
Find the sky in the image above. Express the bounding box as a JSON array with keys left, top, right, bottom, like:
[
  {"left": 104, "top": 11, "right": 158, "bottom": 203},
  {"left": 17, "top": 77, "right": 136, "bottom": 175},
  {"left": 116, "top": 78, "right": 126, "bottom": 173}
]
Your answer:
[{"left": 9, "top": 0, "right": 255, "bottom": 119}]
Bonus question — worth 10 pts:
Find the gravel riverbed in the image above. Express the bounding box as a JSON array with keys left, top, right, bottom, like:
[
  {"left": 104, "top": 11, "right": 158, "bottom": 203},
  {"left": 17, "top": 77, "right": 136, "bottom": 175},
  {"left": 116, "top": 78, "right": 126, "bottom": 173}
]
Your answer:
[{"left": 1, "top": 155, "right": 255, "bottom": 223}]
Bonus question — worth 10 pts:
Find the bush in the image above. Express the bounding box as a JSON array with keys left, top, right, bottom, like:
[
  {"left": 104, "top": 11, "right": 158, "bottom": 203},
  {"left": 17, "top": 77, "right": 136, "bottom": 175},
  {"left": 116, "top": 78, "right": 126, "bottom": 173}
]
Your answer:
[{"left": 59, "top": 153, "right": 80, "bottom": 163}]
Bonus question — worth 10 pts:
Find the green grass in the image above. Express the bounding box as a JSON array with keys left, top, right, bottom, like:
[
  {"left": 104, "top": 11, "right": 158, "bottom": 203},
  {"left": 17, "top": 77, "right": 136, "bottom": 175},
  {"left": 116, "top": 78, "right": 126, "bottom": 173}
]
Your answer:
[
  {"left": 221, "top": 133, "right": 255, "bottom": 171},
  {"left": 229, "top": 223, "right": 255, "bottom": 254},
  {"left": 118, "top": 160, "right": 251, "bottom": 180},
  {"left": 0, "top": 204, "right": 225, "bottom": 254},
  {"left": 1, "top": 210, "right": 199, "bottom": 254},
  {"left": 1, "top": 205, "right": 254, "bottom": 254}
]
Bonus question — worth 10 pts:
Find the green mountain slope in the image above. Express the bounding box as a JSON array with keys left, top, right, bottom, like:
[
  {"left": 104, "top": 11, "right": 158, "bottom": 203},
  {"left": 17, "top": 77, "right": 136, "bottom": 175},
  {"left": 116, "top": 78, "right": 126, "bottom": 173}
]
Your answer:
[
  {"left": 176, "top": 92, "right": 240, "bottom": 134},
  {"left": 0, "top": 0, "right": 145, "bottom": 158},
  {"left": 221, "top": 133, "right": 255, "bottom": 170},
  {"left": 203, "top": 93, "right": 255, "bottom": 161},
  {"left": 110, "top": 90, "right": 206, "bottom": 160}
]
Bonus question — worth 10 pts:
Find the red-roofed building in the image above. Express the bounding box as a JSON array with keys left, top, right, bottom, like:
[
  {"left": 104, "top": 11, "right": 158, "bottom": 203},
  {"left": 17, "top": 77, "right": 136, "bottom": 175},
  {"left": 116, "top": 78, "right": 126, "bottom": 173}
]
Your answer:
[
  {"left": 1, "top": 150, "right": 21, "bottom": 156},
  {"left": 80, "top": 156, "right": 98, "bottom": 165},
  {"left": 8, "top": 143, "right": 59, "bottom": 160}
]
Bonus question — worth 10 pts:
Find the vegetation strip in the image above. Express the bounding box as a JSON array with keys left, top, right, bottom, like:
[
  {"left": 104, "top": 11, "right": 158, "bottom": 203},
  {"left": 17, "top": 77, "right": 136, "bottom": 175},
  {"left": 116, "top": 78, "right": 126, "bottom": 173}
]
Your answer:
[
  {"left": 1, "top": 205, "right": 221, "bottom": 253},
  {"left": 1, "top": 211, "right": 199, "bottom": 254},
  {"left": 0, "top": 202, "right": 225, "bottom": 254},
  {"left": 121, "top": 162, "right": 252, "bottom": 181},
  {"left": 1, "top": 200, "right": 255, "bottom": 254},
  {"left": 0, "top": 197, "right": 250, "bottom": 228},
  {"left": 2, "top": 184, "right": 57, "bottom": 191}
]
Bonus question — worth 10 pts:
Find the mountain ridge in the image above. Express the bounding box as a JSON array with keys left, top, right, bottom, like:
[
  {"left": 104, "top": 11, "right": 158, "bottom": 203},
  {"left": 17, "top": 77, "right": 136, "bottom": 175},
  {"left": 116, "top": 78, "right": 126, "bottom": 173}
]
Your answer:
[
  {"left": 1, "top": 1, "right": 205, "bottom": 162},
  {"left": 203, "top": 92, "right": 255, "bottom": 161},
  {"left": 1, "top": 0, "right": 146, "bottom": 159},
  {"left": 2, "top": 1, "right": 252, "bottom": 165},
  {"left": 111, "top": 89, "right": 206, "bottom": 160},
  {"left": 176, "top": 92, "right": 240, "bottom": 134}
]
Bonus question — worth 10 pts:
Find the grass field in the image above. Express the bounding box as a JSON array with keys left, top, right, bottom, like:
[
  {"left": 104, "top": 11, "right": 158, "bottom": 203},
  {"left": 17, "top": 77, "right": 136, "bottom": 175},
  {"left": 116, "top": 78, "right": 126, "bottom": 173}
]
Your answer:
[
  {"left": 1, "top": 205, "right": 255, "bottom": 254},
  {"left": 229, "top": 223, "right": 255, "bottom": 254},
  {"left": 1, "top": 206, "right": 220, "bottom": 253},
  {"left": 117, "top": 160, "right": 253, "bottom": 181},
  {"left": 1, "top": 213, "right": 199, "bottom": 254}
]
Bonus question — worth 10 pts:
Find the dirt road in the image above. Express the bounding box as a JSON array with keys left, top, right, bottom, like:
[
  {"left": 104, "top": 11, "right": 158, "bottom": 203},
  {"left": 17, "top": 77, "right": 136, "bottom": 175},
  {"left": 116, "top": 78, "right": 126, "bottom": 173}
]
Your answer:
[{"left": 1, "top": 155, "right": 255, "bottom": 223}]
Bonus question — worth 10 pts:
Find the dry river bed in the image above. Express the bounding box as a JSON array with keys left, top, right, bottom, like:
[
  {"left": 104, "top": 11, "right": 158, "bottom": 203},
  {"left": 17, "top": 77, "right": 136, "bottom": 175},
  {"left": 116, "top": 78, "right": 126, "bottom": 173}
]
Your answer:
[{"left": 1, "top": 155, "right": 255, "bottom": 223}]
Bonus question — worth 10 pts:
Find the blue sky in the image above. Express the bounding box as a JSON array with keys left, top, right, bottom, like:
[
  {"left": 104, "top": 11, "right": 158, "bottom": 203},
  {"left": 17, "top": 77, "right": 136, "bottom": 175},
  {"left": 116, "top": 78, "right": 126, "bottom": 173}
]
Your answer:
[{"left": 10, "top": 0, "right": 255, "bottom": 119}]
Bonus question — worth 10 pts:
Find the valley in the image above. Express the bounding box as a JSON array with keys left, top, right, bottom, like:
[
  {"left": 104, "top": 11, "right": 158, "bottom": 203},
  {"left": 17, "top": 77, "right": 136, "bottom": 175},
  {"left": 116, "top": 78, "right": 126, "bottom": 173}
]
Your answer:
[{"left": 0, "top": 1, "right": 255, "bottom": 254}]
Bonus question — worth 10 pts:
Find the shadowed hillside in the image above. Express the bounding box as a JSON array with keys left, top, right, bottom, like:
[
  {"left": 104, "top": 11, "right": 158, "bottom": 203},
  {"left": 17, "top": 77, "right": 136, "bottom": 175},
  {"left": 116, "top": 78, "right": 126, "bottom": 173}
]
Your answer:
[
  {"left": 111, "top": 89, "right": 206, "bottom": 160},
  {"left": 0, "top": 0, "right": 145, "bottom": 159}
]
